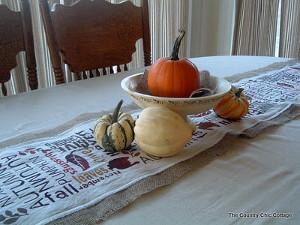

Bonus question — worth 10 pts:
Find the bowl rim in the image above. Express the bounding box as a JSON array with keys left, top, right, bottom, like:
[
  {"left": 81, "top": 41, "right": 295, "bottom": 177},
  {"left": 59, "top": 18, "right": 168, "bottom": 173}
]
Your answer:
[{"left": 121, "top": 73, "right": 231, "bottom": 101}]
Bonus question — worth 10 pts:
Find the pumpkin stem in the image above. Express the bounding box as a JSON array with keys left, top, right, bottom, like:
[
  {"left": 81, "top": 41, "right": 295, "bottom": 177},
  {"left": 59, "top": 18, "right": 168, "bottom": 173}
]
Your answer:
[
  {"left": 112, "top": 100, "right": 123, "bottom": 124},
  {"left": 170, "top": 29, "right": 186, "bottom": 60},
  {"left": 235, "top": 88, "right": 244, "bottom": 98}
]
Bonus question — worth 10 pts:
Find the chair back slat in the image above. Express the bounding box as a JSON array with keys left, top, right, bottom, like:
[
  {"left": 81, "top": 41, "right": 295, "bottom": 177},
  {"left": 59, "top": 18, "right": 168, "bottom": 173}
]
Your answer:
[
  {"left": 71, "top": 65, "right": 134, "bottom": 81},
  {"left": 96, "top": 69, "right": 100, "bottom": 77},
  {"left": 117, "top": 65, "right": 121, "bottom": 73},
  {"left": 83, "top": 71, "right": 88, "bottom": 79},
  {"left": 102, "top": 68, "right": 107, "bottom": 75},
  {"left": 54, "top": 67, "right": 64, "bottom": 84},
  {"left": 74, "top": 72, "right": 81, "bottom": 81},
  {"left": 89, "top": 70, "right": 94, "bottom": 78}
]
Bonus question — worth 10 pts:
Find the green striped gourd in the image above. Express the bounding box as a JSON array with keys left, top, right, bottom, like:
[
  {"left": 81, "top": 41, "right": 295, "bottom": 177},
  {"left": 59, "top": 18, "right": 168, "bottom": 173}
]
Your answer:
[{"left": 94, "top": 100, "right": 135, "bottom": 152}]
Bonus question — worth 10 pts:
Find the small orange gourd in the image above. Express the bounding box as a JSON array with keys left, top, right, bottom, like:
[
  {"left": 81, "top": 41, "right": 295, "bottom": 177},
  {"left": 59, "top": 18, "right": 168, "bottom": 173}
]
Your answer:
[
  {"left": 148, "top": 29, "right": 200, "bottom": 98},
  {"left": 214, "top": 86, "right": 249, "bottom": 120}
]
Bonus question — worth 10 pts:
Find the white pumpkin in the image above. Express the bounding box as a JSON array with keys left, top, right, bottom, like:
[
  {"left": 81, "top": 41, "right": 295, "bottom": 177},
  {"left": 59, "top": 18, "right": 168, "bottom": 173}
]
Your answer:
[
  {"left": 94, "top": 100, "right": 135, "bottom": 152},
  {"left": 134, "top": 106, "right": 193, "bottom": 157}
]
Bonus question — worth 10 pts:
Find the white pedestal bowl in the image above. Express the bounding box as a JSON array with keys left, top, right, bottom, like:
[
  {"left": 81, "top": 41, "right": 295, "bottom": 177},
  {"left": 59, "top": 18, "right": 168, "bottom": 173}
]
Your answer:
[{"left": 121, "top": 73, "right": 231, "bottom": 118}]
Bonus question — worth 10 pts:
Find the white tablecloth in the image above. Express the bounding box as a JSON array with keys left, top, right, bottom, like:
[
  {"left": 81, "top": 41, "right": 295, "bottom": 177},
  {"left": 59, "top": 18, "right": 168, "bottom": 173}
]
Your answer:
[{"left": 1, "top": 56, "right": 299, "bottom": 225}]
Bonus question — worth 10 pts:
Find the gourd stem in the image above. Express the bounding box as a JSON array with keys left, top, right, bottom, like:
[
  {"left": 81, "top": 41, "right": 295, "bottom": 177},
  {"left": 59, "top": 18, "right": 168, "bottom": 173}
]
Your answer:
[
  {"left": 112, "top": 100, "right": 123, "bottom": 124},
  {"left": 235, "top": 88, "right": 244, "bottom": 98},
  {"left": 170, "top": 29, "right": 186, "bottom": 60}
]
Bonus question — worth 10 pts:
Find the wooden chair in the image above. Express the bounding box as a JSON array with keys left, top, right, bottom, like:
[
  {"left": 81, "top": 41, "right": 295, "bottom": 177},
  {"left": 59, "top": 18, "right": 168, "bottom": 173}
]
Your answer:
[
  {"left": 0, "top": 0, "right": 37, "bottom": 96},
  {"left": 39, "top": 0, "right": 151, "bottom": 85}
]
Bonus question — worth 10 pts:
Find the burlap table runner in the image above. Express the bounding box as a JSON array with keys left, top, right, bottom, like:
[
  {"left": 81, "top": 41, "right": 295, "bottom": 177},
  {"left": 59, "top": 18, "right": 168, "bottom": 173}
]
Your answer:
[{"left": 0, "top": 59, "right": 299, "bottom": 225}]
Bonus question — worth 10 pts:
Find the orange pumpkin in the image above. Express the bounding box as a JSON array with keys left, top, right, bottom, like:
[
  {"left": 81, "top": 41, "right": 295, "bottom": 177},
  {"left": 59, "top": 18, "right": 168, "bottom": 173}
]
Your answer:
[
  {"left": 214, "top": 86, "right": 249, "bottom": 120},
  {"left": 148, "top": 29, "right": 200, "bottom": 98}
]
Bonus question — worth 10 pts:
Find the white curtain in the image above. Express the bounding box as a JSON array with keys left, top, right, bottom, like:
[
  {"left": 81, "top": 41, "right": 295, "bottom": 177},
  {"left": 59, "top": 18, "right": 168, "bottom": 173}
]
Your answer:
[
  {"left": 279, "top": 0, "right": 300, "bottom": 58},
  {"left": 1, "top": 0, "right": 190, "bottom": 97},
  {"left": 232, "top": 0, "right": 300, "bottom": 58},
  {"left": 232, "top": 0, "right": 280, "bottom": 56}
]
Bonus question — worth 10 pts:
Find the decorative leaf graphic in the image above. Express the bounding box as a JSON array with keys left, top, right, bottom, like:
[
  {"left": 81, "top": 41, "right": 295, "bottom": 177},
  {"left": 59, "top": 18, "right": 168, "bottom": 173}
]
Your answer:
[
  {"left": 65, "top": 151, "right": 90, "bottom": 171},
  {"left": 41, "top": 149, "right": 50, "bottom": 153},
  {"left": 4, "top": 217, "right": 18, "bottom": 224},
  {"left": 5, "top": 211, "right": 12, "bottom": 217},
  {"left": 1, "top": 208, "right": 28, "bottom": 224},
  {"left": 17, "top": 208, "right": 27, "bottom": 214},
  {"left": 108, "top": 157, "right": 139, "bottom": 170},
  {"left": 0, "top": 215, "right": 6, "bottom": 222},
  {"left": 197, "top": 121, "right": 220, "bottom": 130}
]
